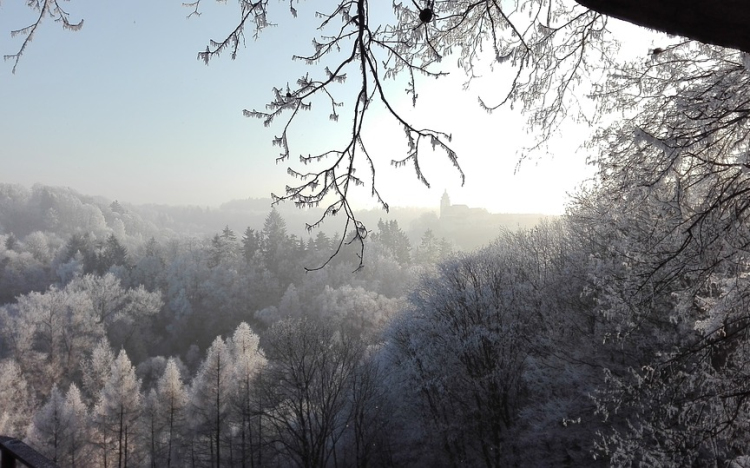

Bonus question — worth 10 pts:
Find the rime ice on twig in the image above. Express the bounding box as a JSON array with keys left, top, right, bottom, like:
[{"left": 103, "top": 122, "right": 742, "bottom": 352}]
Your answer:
[
  {"left": 194, "top": 0, "right": 615, "bottom": 268},
  {"left": 4, "top": 0, "right": 83, "bottom": 74}
]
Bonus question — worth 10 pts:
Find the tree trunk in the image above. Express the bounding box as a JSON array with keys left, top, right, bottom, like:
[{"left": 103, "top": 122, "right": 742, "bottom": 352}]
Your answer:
[
  {"left": 118, "top": 407, "right": 124, "bottom": 468},
  {"left": 216, "top": 358, "right": 222, "bottom": 468},
  {"left": 167, "top": 404, "right": 174, "bottom": 468}
]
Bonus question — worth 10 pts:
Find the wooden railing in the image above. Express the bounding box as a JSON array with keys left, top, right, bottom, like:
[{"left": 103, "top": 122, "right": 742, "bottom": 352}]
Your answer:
[{"left": 0, "top": 437, "right": 59, "bottom": 468}]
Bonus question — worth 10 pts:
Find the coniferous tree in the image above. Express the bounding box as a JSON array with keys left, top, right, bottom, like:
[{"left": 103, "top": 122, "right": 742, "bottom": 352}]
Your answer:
[
  {"left": 241, "top": 227, "right": 261, "bottom": 264},
  {"left": 0, "top": 359, "right": 32, "bottom": 438},
  {"left": 26, "top": 384, "right": 66, "bottom": 464},
  {"left": 261, "top": 209, "right": 288, "bottom": 268},
  {"left": 5, "top": 232, "right": 18, "bottom": 250},
  {"left": 63, "top": 233, "right": 94, "bottom": 268},
  {"left": 374, "top": 220, "right": 411, "bottom": 265},
  {"left": 414, "top": 229, "right": 440, "bottom": 265},
  {"left": 82, "top": 338, "right": 115, "bottom": 404},
  {"left": 189, "top": 336, "right": 233, "bottom": 467},
  {"left": 154, "top": 357, "right": 188, "bottom": 468},
  {"left": 93, "top": 349, "right": 143, "bottom": 468},
  {"left": 208, "top": 226, "right": 238, "bottom": 268},
  {"left": 313, "top": 231, "right": 331, "bottom": 252},
  {"left": 63, "top": 383, "right": 92, "bottom": 468},
  {"left": 26, "top": 383, "right": 93, "bottom": 467},
  {"left": 228, "top": 322, "right": 266, "bottom": 468},
  {"left": 100, "top": 234, "right": 129, "bottom": 273}
]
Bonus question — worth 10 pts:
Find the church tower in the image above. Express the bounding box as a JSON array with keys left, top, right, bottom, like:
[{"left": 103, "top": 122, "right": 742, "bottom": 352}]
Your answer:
[{"left": 440, "top": 190, "right": 451, "bottom": 218}]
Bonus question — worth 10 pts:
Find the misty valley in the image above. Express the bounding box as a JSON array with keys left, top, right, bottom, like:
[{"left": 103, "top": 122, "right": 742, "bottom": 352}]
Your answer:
[{"left": 0, "top": 182, "right": 747, "bottom": 467}]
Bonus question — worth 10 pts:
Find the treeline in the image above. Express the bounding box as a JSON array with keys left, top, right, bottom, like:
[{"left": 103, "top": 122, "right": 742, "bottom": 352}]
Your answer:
[
  {"left": 0, "top": 183, "right": 449, "bottom": 357},
  {"left": 16, "top": 320, "right": 381, "bottom": 468}
]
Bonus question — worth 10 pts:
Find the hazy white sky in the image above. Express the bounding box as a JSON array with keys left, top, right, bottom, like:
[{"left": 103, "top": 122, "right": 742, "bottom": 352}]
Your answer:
[{"left": 0, "top": 1, "right": 652, "bottom": 214}]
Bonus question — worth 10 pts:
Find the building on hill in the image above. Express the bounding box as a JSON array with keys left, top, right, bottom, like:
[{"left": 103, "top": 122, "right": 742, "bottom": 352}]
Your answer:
[
  {"left": 440, "top": 190, "right": 491, "bottom": 221},
  {"left": 436, "top": 190, "right": 547, "bottom": 250}
]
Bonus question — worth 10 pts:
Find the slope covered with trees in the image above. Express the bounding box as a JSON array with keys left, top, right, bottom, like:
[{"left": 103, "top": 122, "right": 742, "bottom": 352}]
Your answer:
[{"left": 6, "top": 166, "right": 750, "bottom": 466}]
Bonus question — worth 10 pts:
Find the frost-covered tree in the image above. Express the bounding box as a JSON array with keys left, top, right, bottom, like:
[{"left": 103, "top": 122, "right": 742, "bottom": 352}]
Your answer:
[
  {"left": 23, "top": 231, "right": 54, "bottom": 264},
  {"left": 257, "top": 317, "right": 363, "bottom": 468},
  {"left": 68, "top": 273, "right": 162, "bottom": 361},
  {"left": 312, "top": 284, "right": 402, "bottom": 340},
  {"left": 338, "top": 357, "right": 395, "bottom": 468},
  {"left": 0, "top": 244, "right": 51, "bottom": 303},
  {"left": 208, "top": 226, "right": 238, "bottom": 268},
  {"left": 97, "top": 234, "right": 129, "bottom": 275},
  {"left": 130, "top": 238, "right": 165, "bottom": 292},
  {"left": 378, "top": 223, "right": 607, "bottom": 467},
  {"left": 152, "top": 358, "right": 188, "bottom": 468},
  {"left": 261, "top": 208, "right": 290, "bottom": 271},
  {"left": 7, "top": 0, "right": 750, "bottom": 271},
  {"left": 81, "top": 338, "right": 115, "bottom": 404},
  {"left": 92, "top": 349, "right": 143, "bottom": 468},
  {"left": 373, "top": 220, "right": 411, "bottom": 266},
  {"left": 188, "top": 336, "right": 233, "bottom": 467},
  {"left": 562, "top": 39, "right": 750, "bottom": 466},
  {"left": 24, "top": 382, "right": 90, "bottom": 467},
  {"left": 26, "top": 385, "right": 67, "bottom": 465},
  {"left": 0, "top": 286, "right": 100, "bottom": 396},
  {"left": 382, "top": 252, "right": 537, "bottom": 466},
  {"left": 414, "top": 229, "right": 441, "bottom": 265},
  {"left": 227, "top": 322, "right": 266, "bottom": 467},
  {"left": 0, "top": 359, "right": 32, "bottom": 438},
  {"left": 62, "top": 383, "right": 92, "bottom": 468}
]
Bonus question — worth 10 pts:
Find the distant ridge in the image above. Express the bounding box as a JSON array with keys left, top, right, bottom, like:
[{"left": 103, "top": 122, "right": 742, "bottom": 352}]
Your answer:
[{"left": 0, "top": 183, "right": 550, "bottom": 251}]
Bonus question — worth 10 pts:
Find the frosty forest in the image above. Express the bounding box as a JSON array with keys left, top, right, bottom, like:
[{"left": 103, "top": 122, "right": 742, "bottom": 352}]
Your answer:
[{"left": 6, "top": 0, "right": 750, "bottom": 467}]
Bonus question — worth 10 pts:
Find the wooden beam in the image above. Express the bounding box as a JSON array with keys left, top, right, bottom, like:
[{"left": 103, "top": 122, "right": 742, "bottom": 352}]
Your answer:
[{"left": 576, "top": 0, "right": 750, "bottom": 53}]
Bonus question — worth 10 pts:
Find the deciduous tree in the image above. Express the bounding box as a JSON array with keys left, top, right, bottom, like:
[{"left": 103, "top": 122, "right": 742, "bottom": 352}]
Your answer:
[{"left": 257, "top": 317, "right": 363, "bottom": 468}]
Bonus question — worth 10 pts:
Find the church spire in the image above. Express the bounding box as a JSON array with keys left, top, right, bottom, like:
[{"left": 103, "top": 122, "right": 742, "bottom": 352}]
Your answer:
[{"left": 440, "top": 190, "right": 451, "bottom": 218}]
